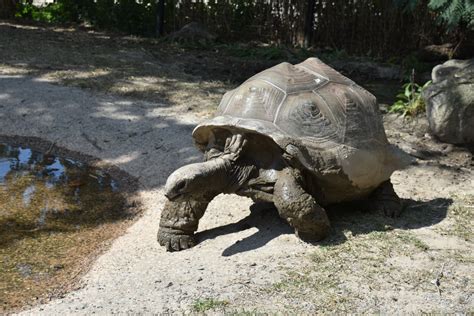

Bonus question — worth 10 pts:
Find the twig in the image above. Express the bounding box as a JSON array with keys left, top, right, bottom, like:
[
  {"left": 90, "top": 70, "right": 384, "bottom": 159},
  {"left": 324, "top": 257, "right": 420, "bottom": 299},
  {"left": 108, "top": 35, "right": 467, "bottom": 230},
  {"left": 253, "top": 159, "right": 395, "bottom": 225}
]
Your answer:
[
  {"left": 431, "top": 262, "right": 446, "bottom": 297},
  {"left": 81, "top": 132, "right": 102, "bottom": 151}
]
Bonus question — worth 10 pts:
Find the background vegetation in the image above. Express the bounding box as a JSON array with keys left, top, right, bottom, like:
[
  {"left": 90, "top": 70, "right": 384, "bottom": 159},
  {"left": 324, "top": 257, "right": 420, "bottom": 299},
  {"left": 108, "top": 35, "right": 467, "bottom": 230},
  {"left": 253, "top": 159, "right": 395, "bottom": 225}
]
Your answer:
[{"left": 2, "top": 0, "right": 472, "bottom": 59}]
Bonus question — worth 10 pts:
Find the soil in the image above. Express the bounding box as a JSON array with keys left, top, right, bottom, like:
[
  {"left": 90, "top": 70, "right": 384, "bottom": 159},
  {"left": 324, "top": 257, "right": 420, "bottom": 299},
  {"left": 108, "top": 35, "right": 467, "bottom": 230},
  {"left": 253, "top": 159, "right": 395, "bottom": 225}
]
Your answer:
[{"left": 0, "top": 20, "right": 472, "bottom": 314}]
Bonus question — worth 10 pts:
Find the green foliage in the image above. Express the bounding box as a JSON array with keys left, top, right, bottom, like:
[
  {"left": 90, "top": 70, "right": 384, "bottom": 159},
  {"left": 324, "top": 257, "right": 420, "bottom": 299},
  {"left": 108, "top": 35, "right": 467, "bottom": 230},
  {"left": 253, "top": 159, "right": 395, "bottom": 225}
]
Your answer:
[
  {"left": 192, "top": 298, "right": 229, "bottom": 312},
  {"left": 394, "top": 0, "right": 474, "bottom": 29},
  {"left": 428, "top": 0, "right": 474, "bottom": 30},
  {"left": 15, "top": 0, "right": 157, "bottom": 35},
  {"left": 15, "top": 2, "right": 74, "bottom": 23},
  {"left": 389, "top": 80, "right": 431, "bottom": 117}
]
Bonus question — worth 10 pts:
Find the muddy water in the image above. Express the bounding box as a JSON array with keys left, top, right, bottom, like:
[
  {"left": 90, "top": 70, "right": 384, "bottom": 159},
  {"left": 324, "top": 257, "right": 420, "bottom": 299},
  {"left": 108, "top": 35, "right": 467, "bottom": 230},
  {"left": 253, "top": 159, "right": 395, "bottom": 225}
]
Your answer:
[{"left": 0, "top": 143, "right": 133, "bottom": 312}]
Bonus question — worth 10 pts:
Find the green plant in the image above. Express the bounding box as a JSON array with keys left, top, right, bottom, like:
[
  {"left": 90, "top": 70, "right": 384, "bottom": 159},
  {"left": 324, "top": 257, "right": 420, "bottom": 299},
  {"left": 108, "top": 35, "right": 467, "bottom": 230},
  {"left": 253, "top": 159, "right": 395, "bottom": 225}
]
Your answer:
[
  {"left": 192, "top": 298, "right": 229, "bottom": 312},
  {"left": 429, "top": 0, "right": 474, "bottom": 30},
  {"left": 394, "top": 0, "right": 473, "bottom": 30},
  {"left": 15, "top": 2, "right": 76, "bottom": 23},
  {"left": 389, "top": 78, "right": 431, "bottom": 117}
]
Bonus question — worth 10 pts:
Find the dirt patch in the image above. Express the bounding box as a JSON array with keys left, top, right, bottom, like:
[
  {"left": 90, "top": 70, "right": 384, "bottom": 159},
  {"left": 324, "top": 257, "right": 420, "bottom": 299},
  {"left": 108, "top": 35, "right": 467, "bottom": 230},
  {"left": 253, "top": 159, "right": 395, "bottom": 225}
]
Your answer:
[{"left": 0, "top": 21, "right": 282, "bottom": 117}]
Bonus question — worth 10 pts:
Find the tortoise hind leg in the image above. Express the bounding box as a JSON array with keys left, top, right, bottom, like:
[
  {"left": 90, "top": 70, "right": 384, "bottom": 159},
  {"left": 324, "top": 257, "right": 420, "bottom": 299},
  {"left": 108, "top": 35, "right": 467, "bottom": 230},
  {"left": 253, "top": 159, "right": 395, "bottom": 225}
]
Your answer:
[
  {"left": 274, "top": 168, "right": 330, "bottom": 242},
  {"left": 369, "top": 180, "right": 402, "bottom": 218}
]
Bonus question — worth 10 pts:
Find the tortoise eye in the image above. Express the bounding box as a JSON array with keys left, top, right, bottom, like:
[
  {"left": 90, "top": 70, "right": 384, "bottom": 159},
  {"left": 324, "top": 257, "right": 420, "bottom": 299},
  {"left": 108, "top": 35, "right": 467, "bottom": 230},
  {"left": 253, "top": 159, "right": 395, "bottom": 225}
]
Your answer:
[{"left": 175, "top": 180, "right": 186, "bottom": 192}]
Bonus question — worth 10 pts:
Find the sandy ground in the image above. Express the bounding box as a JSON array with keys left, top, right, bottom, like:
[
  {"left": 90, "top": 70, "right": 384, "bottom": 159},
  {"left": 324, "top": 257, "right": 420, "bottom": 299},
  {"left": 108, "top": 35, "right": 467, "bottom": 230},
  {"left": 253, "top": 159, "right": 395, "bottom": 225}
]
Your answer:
[
  {"left": 1, "top": 73, "right": 472, "bottom": 314},
  {"left": 0, "top": 75, "right": 311, "bottom": 313},
  {"left": 0, "top": 22, "right": 473, "bottom": 314}
]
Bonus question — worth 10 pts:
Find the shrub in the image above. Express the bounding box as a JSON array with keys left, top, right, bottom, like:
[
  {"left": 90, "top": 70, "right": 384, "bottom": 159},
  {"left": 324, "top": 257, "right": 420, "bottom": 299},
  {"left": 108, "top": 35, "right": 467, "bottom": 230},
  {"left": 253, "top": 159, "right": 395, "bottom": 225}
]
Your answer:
[{"left": 389, "top": 80, "right": 431, "bottom": 117}]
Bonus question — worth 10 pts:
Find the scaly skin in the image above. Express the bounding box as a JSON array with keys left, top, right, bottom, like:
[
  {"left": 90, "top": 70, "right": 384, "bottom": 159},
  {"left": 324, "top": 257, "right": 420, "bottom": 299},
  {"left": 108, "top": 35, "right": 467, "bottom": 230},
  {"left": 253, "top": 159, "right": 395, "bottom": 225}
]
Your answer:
[
  {"left": 157, "top": 199, "right": 208, "bottom": 251},
  {"left": 274, "top": 168, "right": 330, "bottom": 242}
]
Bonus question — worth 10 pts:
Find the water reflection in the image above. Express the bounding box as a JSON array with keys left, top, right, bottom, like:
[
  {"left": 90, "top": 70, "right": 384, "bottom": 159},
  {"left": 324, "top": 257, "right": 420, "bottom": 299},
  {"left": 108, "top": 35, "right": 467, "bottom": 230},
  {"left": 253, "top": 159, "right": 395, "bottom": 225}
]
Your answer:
[
  {"left": 0, "top": 143, "right": 124, "bottom": 235},
  {"left": 0, "top": 142, "right": 133, "bottom": 312},
  {"left": 0, "top": 143, "right": 118, "bottom": 207}
]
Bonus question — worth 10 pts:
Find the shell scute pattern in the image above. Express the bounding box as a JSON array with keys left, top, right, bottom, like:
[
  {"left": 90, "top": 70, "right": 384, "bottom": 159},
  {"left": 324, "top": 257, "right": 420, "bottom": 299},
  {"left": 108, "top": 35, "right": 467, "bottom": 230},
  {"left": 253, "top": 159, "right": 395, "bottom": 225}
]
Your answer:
[
  {"left": 218, "top": 81, "right": 286, "bottom": 122},
  {"left": 215, "top": 58, "right": 384, "bottom": 149}
]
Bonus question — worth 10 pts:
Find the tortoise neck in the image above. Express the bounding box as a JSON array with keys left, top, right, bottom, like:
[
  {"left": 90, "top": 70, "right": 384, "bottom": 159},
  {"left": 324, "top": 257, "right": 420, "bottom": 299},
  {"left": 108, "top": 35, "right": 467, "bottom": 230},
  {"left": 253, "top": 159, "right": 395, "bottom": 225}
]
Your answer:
[
  {"left": 222, "top": 159, "right": 257, "bottom": 193},
  {"left": 201, "top": 157, "right": 255, "bottom": 196}
]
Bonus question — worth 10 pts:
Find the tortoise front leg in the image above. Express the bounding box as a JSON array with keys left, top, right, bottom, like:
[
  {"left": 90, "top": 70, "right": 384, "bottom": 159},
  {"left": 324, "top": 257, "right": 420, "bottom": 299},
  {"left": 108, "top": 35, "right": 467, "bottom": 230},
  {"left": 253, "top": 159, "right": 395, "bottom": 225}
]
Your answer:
[
  {"left": 157, "top": 199, "right": 208, "bottom": 251},
  {"left": 274, "top": 168, "right": 330, "bottom": 242}
]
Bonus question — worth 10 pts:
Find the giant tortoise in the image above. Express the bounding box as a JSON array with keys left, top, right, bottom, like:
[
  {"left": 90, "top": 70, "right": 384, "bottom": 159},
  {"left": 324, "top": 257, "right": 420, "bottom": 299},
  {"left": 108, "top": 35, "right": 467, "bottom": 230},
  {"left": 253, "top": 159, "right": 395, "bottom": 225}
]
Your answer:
[{"left": 158, "top": 57, "right": 410, "bottom": 251}]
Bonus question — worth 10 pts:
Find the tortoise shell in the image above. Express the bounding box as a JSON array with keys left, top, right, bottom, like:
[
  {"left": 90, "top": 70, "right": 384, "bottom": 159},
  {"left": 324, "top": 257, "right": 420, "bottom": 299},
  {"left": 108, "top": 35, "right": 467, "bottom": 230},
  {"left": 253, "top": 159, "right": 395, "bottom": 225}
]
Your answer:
[{"left": 193, "top": 58, "right": 408, "bottom": 198}]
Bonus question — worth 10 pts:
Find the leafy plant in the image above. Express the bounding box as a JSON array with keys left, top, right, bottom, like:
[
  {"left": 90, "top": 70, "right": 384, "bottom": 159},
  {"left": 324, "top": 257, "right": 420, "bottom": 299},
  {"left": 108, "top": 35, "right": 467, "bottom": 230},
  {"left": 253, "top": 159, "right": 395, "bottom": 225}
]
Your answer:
[
  {"left": 15, "top": 2, "right": 76, "bottom": 23},
  {"left": 394, "top": 0, "right": 474, "bottom": 30},
  {"left": 389, "top": 80, "right": 431, "bottom": 117},
  {"left": 428, "top": 0, "right": 474, "bottom": 30}
]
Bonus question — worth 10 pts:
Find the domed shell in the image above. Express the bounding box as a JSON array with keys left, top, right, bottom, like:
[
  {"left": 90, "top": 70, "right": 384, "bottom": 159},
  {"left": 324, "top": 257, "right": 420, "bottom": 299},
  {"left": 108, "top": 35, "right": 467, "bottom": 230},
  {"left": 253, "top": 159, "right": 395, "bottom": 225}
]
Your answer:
[
  {"left": 193, "top": 58, "right": 409, "bottom": 193},
  {"left": 194, "top": 58, "right": 386, "bottom": 149}
]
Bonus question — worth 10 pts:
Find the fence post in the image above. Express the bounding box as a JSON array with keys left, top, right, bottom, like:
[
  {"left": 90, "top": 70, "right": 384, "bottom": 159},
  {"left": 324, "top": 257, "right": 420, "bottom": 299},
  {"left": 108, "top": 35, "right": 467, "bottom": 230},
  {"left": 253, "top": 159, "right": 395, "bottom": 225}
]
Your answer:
[
  {"left": 303, "top": 0, "right": 316, "bottom": 48},
  {"left": 156, "top": 0, "right": 165, "bottom": 37}
]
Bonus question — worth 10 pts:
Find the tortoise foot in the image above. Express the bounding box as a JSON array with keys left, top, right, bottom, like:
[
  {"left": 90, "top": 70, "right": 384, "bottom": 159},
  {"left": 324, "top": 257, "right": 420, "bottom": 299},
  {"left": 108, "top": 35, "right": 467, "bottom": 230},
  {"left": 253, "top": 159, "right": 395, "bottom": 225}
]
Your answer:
[
  {"left": 157, "top": 227, "right": 196, "bottom": 252},
  {"left": 295, "top": 227, "right": 329, "bottom": 243},
  {"left": 370, "top": 180, "right": 402, "bottom": 218}
]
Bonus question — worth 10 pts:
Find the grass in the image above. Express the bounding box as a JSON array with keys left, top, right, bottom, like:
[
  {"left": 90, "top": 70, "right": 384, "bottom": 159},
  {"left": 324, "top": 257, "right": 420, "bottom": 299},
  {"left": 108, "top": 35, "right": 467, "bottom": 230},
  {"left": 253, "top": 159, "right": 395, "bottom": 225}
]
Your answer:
[
  {"left": 192, "top": 297, "right": 229, "bottom": 312},
  {"left": 435, "top": 194, "right": 473, "bottom": 241},
  {"left": 259, "top": 198, "right": 473, "bottom": 313}
]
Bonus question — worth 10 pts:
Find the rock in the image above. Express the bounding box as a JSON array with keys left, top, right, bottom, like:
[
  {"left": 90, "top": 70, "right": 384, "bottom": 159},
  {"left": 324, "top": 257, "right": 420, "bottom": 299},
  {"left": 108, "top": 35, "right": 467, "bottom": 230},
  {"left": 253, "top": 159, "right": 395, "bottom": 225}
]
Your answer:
[
  {"left": 167, "top": 22, "right": 216, "bottom": 45},
  {"left": 422, "top": 59, "right": 474, "bottom": 145},
  {"left": 418, "top": 43, "right": 455, "bottom": 62}
]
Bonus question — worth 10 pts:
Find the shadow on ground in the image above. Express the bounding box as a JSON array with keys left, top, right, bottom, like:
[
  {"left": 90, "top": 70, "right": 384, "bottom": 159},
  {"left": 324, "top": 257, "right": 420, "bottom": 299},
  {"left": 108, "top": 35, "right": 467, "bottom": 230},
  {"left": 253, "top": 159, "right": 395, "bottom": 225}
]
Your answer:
[
  {"left": 196, "top": 197, "right": 452, "bottom": 256},
  {"left": 0, "top": 75, "right": 203, "bottom": 189}
]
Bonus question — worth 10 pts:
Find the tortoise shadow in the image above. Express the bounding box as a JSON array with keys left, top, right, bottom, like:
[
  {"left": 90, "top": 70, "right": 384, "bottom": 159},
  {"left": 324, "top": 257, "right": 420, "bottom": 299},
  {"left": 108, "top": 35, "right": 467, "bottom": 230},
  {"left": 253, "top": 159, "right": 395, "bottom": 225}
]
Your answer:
[
  {"left": 319, "top": 197, "right": 452, "bottom": 247},
  {"left": 196, "top": 198, "right": 452, "bottom": 256},
  {"left": 195, "top": 202, "right": 292, "bottom": 257}
]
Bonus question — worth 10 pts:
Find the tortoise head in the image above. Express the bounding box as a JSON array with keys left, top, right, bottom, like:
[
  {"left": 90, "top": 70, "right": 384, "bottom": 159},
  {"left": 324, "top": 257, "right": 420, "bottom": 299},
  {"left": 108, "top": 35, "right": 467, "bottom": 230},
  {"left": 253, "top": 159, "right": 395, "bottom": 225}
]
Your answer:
[
  {"left": 164, "top": 134, "right": 251, "bottom": 202},
  {"left": 164, "top": 161, "right": 222, "bottom": 202}
]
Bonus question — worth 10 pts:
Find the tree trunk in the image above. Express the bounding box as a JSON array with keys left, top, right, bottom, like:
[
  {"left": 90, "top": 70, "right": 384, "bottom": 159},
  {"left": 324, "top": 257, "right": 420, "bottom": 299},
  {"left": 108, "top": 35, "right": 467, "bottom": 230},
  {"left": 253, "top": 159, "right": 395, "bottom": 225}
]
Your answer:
[
  {"left": 156, "top": 0, "right": 165, "bottom": 37},
  {"left": 0, "top": 0, "right": 18, "bottom": 19},
  {"left": 303, "top": 0, "right": 316, "bottom": 48}
]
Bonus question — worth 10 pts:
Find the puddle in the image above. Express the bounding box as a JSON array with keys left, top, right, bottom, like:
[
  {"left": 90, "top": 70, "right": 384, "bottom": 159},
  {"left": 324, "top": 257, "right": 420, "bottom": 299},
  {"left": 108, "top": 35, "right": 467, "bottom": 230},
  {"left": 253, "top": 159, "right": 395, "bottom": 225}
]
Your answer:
[{"left": 0, "top": 141, "right": 139, "bottom": 312}]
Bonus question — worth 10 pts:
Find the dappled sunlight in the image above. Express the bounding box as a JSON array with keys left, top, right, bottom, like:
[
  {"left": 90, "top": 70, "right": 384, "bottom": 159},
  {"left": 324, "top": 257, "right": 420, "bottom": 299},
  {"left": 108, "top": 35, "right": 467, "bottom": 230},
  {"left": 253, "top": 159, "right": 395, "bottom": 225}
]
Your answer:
[
  {"left": 0, "top": 74, "right": 202, "bottom": 189},
  {"left": 102, "top": 152, "right": 141, "bottom": 166},
  {"left": 1, "top": 17, "right": 472, "bottom": 315},
  {"left": 0, "top": 21, "right": 257, "bottom": 115},
  {"left": 0, "top": 65, "right": 31, "bottom": 76},
  {"left": 0, "top": 22, "right": 39, "bottom": 30},
  {"left": 93, "top": 102, "right": 142, "bottom": 121},
  {"left": 40, "top": 68, "right": 111, "bottom": 81}
]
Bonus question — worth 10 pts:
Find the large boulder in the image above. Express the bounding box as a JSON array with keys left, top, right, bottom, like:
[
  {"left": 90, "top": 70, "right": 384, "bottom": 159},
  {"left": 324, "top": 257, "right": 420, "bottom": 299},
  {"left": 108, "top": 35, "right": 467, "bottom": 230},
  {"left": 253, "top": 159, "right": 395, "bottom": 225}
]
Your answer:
[{"left": 422, "top": 59, "right": 474, "bottom": 144}]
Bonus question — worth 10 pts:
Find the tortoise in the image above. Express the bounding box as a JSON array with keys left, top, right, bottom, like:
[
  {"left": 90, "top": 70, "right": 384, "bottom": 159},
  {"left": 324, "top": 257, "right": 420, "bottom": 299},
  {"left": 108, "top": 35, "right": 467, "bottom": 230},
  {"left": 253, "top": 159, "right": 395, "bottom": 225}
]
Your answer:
[{"left": 158, "top": 57, "right": 411, "bottom": 251}]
